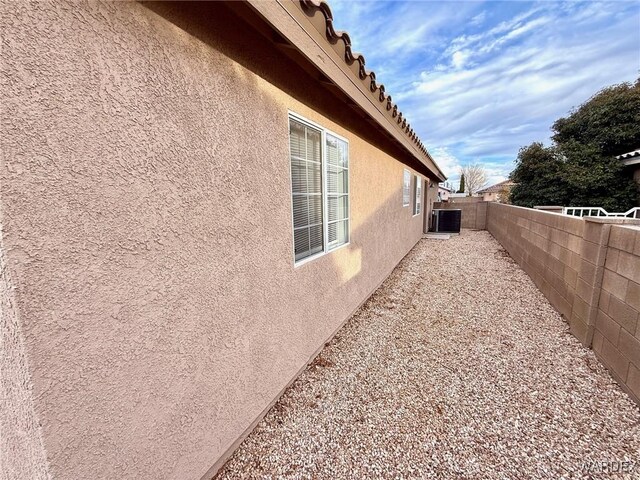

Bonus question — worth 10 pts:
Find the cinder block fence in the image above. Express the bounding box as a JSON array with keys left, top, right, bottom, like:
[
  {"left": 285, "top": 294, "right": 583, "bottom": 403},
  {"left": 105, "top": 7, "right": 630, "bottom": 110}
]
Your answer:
[
  {"left": 485, "top": 202, "right": 640, "bottom": 404},
  {"left": 433, "top": 201, "right": 487, "bottom": 229}
]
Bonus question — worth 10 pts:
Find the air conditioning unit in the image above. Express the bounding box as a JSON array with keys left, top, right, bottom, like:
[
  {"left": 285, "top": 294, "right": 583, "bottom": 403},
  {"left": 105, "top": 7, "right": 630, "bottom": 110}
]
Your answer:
[{"left": 432, "top": 209, "right": 461, "bottom": 233}]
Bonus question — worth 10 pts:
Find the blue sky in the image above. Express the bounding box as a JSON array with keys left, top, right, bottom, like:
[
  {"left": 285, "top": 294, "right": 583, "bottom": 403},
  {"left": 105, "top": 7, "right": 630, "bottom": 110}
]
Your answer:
[{"left": 328, "top": 0, "right": 640, "bottom": 189}]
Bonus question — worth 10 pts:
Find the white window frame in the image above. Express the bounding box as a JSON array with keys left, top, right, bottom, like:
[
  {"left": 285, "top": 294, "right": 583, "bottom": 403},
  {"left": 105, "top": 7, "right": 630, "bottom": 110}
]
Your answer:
[
  {"left": 288, "top": 111, "right": 350, "bottom": 266},
  {"left": 413, "top": 175, "right": 422, "bottom": 216},
  {"left": 402, "top": 169, "right": 411, "bottom": 207}
]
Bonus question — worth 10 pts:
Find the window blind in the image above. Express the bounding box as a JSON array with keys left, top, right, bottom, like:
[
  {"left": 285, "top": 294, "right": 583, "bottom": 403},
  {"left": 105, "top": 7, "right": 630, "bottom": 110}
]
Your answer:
[
  {"left": 403, "top": 169, "right": 410, "bottom": 206},
  {"left": 290, "top": 119, "right": 323, "bottom": 261},
  {"left": 289, "top": 115, "right": 350, "bottom": 263},
  {"left": 414, "top": 175, "right": 422, "bottom": 215},
  {"left": 325, "top": 134, "right": 349, "bottom": 249}
]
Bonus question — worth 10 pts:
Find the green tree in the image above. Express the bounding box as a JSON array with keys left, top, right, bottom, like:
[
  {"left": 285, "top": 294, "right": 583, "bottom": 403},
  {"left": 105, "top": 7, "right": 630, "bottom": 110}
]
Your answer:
[
  {"left": 560, "top": 140, "right": 638, "bottom": 211},
  {"left": 552, "top": 79, "right": 640, "bottom": 156},
  {"left": 458, "top": 173, "right": 465, "bottom": 193},
  {"left": 510, "top": 143, "right": 568, "bottom": 208},
  {"left": 510, "top": 78, "right": 639, "bottom": 210}
]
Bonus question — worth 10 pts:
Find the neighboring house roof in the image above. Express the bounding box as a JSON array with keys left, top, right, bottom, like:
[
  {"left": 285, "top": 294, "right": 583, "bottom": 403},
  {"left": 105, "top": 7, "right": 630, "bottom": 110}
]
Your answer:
[
  {"left": 477, "top": 180, "right": 517, "bottom": 194},
  {"left": 616, "top": 149, "right": 640, "bottom": 166},
  {"left": 237, "top": 0, "right": 446, "bottom": 181},
  {"left": 438, "top": 185, "right": 451, "bottom": 192}
]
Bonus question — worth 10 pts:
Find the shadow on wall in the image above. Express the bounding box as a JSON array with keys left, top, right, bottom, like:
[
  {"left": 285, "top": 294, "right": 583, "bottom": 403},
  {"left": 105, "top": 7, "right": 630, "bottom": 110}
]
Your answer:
[
  {"left": 142, "top": 1, "right": 434, "bottom": 179},
  {"left": 201, "top": 180, "right": 425, "bottom": 478},
  {"left": 139, "top": 1, "right": 434, "bottom": 294},
  {"left": 1, "top": 4, "right": 430, "bottom": 480},
  {"left": 0, "top": 230, "right": 51, "bottom": 479}
]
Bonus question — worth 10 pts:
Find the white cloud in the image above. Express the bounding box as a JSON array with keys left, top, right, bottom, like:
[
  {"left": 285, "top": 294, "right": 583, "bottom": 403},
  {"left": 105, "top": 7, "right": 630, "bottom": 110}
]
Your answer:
[
  {"left": 430, "top": 146, "right": 462, "bottom": 179},
  {"left": 329, "top": 0, "right": 480, "bottom": 90},
  {"left": 451, "top": 49, "right": 471, "bottom": 70},
  {"left": 328, "top": 0, "right": 640, "bottom": 178},
  {"left": 477, "top": 16, "right": 552, "bottom": 56},
  {"left": 469, "top": 11, "right": 486, "bottom": 27},
  {"left": 403, "top": 5, "right": 639, "bottom": 162},
  {"left": 479, "top": 162, "right": 512, "bottom": 187},
  {"left": 430, "top": 146, "right": 511, "bottom": 189},
  {"left": 444, "top": 5, "right": 545, "bottom": 58}
]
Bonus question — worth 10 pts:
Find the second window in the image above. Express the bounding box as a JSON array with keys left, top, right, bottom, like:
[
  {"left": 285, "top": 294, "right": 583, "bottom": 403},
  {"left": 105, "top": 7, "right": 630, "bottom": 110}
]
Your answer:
[{"left": 413, "top": 175, "right": 422, "bottom": 216}]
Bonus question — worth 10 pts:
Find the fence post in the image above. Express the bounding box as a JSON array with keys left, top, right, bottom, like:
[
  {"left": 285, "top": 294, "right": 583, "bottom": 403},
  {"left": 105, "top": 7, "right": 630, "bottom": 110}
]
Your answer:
[{"left": 569, "top": 218, "right": 612, "bottom": 346}]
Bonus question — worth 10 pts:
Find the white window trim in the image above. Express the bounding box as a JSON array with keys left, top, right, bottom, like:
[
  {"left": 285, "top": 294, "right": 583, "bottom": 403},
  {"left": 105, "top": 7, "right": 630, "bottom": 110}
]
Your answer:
[
  {"left": 413, "top": 175, "right": 422, "bottom": 217},
  {"left": 402, "top": 169, "right": 411, "bottom": 207},
  {"left": 288, "top": 111, "right": 351, "bottom": 267}
]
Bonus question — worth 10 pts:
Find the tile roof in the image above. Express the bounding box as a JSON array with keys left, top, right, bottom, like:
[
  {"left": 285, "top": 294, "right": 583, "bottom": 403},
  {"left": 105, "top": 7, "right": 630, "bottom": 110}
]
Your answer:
[
  {"left": 296, "top": 0, "right": 444, "bottom": 179},
  {"left": 477, "top": 180, "right": 517, "bottom": 194},
  {"left": 616, "top": 149, "right": 640, "bottom": 160}
]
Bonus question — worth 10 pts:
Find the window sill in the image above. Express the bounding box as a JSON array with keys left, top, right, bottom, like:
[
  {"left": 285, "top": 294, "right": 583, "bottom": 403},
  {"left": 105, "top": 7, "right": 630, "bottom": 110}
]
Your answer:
[{"left": 294, "top": 241, "right": 351, "bottom": 268}]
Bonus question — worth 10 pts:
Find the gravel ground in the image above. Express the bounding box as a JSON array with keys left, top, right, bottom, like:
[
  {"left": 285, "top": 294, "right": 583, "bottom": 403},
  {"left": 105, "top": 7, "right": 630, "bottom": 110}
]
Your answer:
[{"left": 216, "top": 230, "right": 640, "bottom": 479}]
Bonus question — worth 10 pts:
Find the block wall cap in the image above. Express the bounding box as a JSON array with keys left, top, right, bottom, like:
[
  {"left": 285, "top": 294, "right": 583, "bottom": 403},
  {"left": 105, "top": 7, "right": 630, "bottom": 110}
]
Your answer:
[{"left": 583, "top": 217, "right": 640, "bottom": 225}]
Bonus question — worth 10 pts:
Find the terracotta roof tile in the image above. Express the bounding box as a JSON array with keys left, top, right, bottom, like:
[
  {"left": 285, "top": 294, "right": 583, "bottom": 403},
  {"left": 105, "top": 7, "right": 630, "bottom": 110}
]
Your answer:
[{"left": 477, "top": 180, "right": 517, "bottom": 194}]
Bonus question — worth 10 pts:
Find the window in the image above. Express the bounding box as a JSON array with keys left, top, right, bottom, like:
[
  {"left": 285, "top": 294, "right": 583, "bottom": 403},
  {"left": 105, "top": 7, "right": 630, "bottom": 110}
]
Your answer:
[
  {"left": 289, "top": 114, "right": 349, "bottom": 263},
  {"left": 402, "top": 169, "right": 410, "bottom": 206},
  {"left": 325, "top": 134, "right": 349, "bottom": 249},
  {"left": 290, "top": 119, "right": 323, "bottom": 261},
  {"left": 413, "top": 175, "right": 422, "bottom": 216}
]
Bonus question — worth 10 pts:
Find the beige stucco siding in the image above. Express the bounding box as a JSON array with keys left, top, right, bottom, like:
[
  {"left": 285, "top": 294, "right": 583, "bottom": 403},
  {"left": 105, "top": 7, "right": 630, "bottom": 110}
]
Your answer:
[
  {"left": 1, "top": 2, "right": 427, "bottom": 479},
  {"left": 1, "top": 229, "right": 51, "bottom": 480}
]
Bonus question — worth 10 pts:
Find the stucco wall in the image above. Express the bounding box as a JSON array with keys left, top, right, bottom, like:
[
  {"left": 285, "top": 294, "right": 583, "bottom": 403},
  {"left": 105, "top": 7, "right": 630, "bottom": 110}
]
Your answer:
[
  {"left": 1, "top": 1, "right": 427, "bottom": 478},
  {"left": 0, "top": 229, "right": 51, "bottom": 479}
]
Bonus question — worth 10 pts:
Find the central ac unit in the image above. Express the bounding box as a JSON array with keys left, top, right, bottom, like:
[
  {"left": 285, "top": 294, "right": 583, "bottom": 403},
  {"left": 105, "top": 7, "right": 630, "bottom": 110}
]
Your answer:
[{"left": 432, "top": 209, "right": 461, "bottom": 233}]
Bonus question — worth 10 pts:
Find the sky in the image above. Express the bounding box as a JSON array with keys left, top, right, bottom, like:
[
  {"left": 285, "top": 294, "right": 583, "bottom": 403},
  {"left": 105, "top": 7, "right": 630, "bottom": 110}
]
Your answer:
[{"left": 328, "top": 0, "right": 640, "bottom": 189}]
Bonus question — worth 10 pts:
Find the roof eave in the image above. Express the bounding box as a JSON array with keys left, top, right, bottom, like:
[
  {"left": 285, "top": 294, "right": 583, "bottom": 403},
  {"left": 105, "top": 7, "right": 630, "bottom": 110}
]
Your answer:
[
  {"left": 616, "top": 149, "right": 640, "bottom": 166},
  {"left": 244, "top": 0, "right": 446, "bottom": 182}
]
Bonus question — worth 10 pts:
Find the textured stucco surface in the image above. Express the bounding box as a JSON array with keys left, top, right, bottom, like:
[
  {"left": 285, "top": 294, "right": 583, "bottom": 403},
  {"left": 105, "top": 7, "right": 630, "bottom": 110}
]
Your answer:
[
  {"left": 1, "top": 1, "right": 427, "bottom": 478},
  {"left": 0, "top": 228, "right": 50, "bottom": 480}
]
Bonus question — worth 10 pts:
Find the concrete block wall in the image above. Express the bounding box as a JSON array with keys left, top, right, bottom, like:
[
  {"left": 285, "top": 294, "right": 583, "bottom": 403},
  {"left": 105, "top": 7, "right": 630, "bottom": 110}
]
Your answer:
[
  {"left": 592, "top": 224, "right": 640, "bottom": 403},
  {"left": 486, "top": 203, "right": 583, "bottom": 320},
  {"left": 568, "top": 218, "right": 612, "bottom": 346},
  {"left": 433, "top": 201, "right": 487, "bottom": 230},
  {"left": 448, "top": 196, "right": 483, "bottom": 203},
  {"left": 486, "top": 203, "right": 640, "bottom": 404}
]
